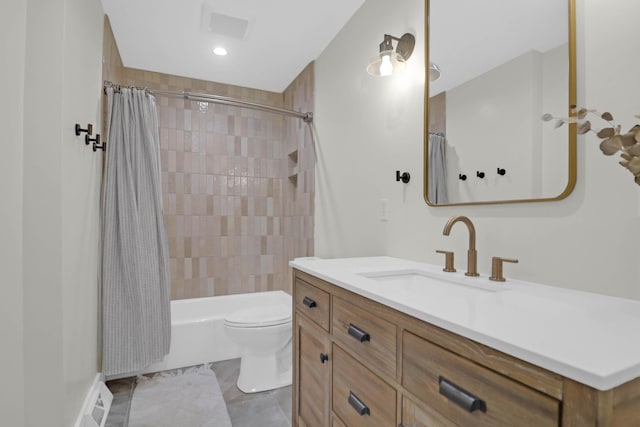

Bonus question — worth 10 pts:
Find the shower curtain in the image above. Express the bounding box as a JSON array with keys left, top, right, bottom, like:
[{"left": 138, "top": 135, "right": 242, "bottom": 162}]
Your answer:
[
  {"left": 101, "top": 87, "right": 171, "bottom": 376},
  {"left": 428, "top": 133, "right": 449, "bottom": 204}
]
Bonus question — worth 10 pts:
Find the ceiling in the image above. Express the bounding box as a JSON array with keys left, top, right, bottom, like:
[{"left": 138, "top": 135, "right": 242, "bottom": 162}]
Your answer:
[{"left": 101, "top": 0, "right": 365, "bottom": 93}]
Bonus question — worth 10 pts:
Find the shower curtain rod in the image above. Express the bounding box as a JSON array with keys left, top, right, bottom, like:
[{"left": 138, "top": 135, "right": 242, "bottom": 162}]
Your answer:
[{"left": 103, "top": 81, "right": 313, "bottom": 123}]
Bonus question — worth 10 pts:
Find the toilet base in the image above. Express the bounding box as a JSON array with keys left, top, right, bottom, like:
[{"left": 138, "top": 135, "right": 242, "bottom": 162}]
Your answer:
[{"left": 236, "top": 339, "right": 292, "bottom": 393}]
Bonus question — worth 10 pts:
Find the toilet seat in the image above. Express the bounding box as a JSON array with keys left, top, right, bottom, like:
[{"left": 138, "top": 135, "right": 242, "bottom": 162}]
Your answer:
[{"left": 224, "top": 305, "right": 292, "bottom": 328}]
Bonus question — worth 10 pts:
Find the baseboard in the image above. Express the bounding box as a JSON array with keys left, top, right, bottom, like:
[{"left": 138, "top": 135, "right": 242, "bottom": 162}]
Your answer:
[{"left": 74, "top": 373, "right": 113, "bottom": 427}]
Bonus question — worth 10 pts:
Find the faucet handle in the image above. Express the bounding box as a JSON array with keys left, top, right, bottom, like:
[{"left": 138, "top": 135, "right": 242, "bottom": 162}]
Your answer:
[
  {"left": 436, "top": 250, "right": 456, "bottom": 272},
  {"left": 489, "top": 257, "right": 519, "bottom": 282}
]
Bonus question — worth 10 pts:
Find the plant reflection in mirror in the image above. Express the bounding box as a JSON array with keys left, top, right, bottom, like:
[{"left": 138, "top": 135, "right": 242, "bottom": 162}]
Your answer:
[{"left": 543, "top": 106, "right": 640, "bottom": 186}]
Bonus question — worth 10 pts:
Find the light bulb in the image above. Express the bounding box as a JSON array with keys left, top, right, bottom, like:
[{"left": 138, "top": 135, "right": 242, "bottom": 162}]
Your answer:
[
  {"left": 213, "top": 47, "right": 227, "bottom": 56},
  {"left": 379, "top": 54, "right": 393, "bottom": 76}
]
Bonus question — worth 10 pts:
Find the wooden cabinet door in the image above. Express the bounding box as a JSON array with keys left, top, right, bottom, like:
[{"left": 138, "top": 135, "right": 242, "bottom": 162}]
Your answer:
[
  {"left": 296, "top": 315, "right": 331, "bottom": 427},
  {"left": 401, "top": 396, "right": 456, "bottom": 427}
]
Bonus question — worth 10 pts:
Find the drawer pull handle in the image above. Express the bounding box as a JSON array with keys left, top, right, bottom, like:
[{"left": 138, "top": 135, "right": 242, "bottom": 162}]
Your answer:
[
  {"left": 439, "top": 377, "right": 486, "bottom": 413},
  {"left": 348, "top": 391, "right": 370, "bottom": 416},
  {"left": 320, "top": 353, "right": 329, "bottom": 364},
  {"left": 348, "top": 324, "right": 370, "bottom": 342},
  {"left": 302, "top": 296, "right": 317, "bottom": 308}
]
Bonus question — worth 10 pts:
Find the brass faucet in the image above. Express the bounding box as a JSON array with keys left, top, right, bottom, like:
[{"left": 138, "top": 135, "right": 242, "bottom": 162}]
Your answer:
[{"left": 442, "top": 216, "right": 479, "bottom": 277}]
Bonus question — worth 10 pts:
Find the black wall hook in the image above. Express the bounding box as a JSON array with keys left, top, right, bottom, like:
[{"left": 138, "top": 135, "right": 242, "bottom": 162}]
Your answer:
[
  {"left": 396, "top": 171, "right": 410, "bottom": 183},
  {"left": 477, "top": 171, "right": 485, "bottom": 179},
  {"left": 86, "top": 134, "right": 106, "bottom": 152},
  {"left": 458, "top": 174, "right": 467, "bottom": 181},
  {"left": 75, "top": 123, "right": 93, "bottom": 136},
  {"left": 497, "top": 168, "right": 506, "bottom": 175}
]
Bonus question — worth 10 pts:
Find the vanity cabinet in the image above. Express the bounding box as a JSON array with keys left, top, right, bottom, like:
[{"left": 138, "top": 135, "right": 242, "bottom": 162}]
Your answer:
[{"left": 292, "top": 268, "right": 640, "bottom": 427}]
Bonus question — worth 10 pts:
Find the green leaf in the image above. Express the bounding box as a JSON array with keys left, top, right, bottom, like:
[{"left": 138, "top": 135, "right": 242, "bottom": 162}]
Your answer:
[
  {"left": 541, "top": 113, "right": 554, "bottom": 122},
  {"left": 554, "top": 120, "right": 565, "bottom": 129},
  {"left": 601, "top": 112, "right": 614, "bottom": 121}
]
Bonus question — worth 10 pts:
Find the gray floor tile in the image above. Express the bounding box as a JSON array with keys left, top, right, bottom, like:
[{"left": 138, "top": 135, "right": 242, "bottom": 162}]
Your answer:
[
  {"left": 272, "top": 386, "right": 293, "bottom": 425},
  {"left": 226, "top": 393, "right": 290, "bottom": 427},
  {"left": 104, "top": 358, "right": 292, "bottom": 427}
]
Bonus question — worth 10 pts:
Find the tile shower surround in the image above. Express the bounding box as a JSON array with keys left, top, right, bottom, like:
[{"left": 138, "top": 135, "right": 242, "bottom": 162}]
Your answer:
[{"left": 110, "top": 64, "right": 314, "bottom": 299}]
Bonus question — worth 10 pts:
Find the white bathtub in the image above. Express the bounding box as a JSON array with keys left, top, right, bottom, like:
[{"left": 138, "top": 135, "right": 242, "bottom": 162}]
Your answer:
[{"left": 108, "top": 290, "right": 291, "bottom": 379}]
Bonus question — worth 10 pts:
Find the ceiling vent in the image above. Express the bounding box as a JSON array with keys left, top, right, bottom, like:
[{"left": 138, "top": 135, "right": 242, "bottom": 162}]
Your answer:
[{"left": 201, "top": 6, "right": 250, "bottom": 40}]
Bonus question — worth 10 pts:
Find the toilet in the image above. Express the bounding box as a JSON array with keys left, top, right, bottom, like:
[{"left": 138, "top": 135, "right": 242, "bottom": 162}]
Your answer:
[{"left": 224, "top": 303, "right": 292, "bottom": 393}]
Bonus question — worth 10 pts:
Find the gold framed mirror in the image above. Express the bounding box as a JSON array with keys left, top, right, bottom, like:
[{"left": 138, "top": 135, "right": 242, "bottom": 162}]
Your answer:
[{"left": 424, "top": 0, "right": 577, "bottom": 206}]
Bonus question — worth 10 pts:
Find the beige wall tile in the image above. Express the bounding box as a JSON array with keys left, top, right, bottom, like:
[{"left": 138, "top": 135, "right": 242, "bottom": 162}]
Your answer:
[{"left": 106, "top": 56, "right": 314, "bottom": 299}]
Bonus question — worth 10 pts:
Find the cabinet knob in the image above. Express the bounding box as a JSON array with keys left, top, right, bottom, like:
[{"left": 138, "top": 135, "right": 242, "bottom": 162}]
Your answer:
[{"left": 320, "top": 353, "right": 329, "bottom": 364}]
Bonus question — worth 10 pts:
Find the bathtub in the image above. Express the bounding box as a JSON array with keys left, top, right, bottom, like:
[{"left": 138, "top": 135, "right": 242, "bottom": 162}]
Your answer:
[{"left": 108, "top": 290, "right": 291, "bottom": 379}]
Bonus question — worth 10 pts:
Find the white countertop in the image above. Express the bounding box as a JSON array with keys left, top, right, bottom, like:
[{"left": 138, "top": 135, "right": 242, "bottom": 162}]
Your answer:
[{"left": 290, "top": 256, "right": 640, "bottom": 391}]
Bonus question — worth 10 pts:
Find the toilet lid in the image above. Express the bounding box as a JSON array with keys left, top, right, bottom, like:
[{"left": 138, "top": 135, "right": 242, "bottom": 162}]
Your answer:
[{"left": 224, "top": 305, "right": 292, "bottom": 328}]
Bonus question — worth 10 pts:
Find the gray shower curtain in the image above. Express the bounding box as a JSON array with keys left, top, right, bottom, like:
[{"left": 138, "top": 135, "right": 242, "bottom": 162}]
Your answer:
[
  {"left": 428, "top": 133, "right": 449, "bottom": 204},
  {"left": 101, "top": 87, "right": 171, "bottom": 376}
]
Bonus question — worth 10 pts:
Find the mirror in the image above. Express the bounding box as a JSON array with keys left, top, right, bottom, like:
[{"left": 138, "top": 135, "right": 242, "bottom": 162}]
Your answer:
[{"left": 424, "top": 0, "right": 576, "bottom": 206}]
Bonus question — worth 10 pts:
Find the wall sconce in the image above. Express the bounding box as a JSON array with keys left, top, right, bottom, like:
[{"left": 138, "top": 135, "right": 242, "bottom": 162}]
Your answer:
[
  {"left": 429, "top": 63, "right": 441, "bottom": 81},
  {"left": 367, "top": 33, "right": 415, "bottom": 77}
]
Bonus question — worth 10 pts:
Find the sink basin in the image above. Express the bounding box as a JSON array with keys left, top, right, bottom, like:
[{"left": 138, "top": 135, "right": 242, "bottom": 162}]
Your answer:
[{"left": 359, "top": 269, "right": 508, "bottom": 295}]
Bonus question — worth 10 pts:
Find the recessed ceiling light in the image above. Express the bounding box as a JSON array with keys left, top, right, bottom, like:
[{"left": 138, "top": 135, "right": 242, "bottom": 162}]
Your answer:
[{"left": 213, "top": 47, "right": 228, "bottom": 56}]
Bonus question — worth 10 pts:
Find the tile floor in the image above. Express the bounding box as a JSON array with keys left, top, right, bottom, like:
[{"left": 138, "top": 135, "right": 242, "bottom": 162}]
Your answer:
[{"left": 105, "top": 358, "right": 292, "bottom": 427}]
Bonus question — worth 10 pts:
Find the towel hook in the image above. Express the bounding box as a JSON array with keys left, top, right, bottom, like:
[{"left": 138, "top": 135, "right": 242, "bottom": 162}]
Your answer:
[
  {"left": 75, "top": 123, "right": 93, "bottom": 136},
  {"left": 86, "top": 134, "right": 106, "bottom": 152},
  {"left": 396, "top": 171, "right": 410, "bottom": 184}
]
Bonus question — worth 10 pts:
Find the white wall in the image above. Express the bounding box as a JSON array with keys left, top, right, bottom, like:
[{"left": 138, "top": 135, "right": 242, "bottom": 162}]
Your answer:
[
  {"left": 20, "top": 0, "right": 104, "bottom": 425},
  {"left": 23, "top": 0, "right": 66, "bottom": 423},
  {"left": 315, "top": 0, "right": 640, "bottom": 300},
  {"left": 0, "top": 1, "right": 26, "bottom": 426},
  {"left": 61, "top": 0, "right": 104, "bottom": 424}
]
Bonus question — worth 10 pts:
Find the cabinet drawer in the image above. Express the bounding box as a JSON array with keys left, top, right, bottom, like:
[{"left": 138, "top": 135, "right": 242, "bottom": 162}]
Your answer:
[
  {"left": 332, "top": 414, "right": 347, "bottom": 427},
  {"left": 332, "top": 296, "right": 396, "bottom": 378},
  {"left": 402, "top": 331, "right": 560, "bottom": 427},
  {"left": 295, "top": 278, "right": 330, "bottom": 331},
  {"left": 401, "top": 395, "right": 456, "bottom": 427},
  {"left": 333, "top": 345, "right": 396, "bottom": 427}
]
